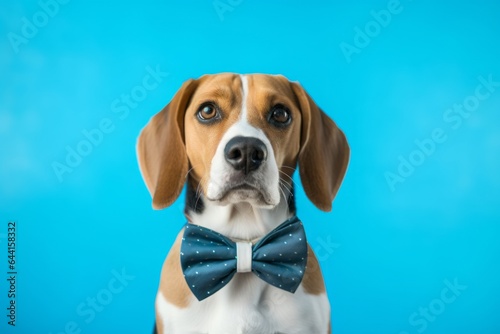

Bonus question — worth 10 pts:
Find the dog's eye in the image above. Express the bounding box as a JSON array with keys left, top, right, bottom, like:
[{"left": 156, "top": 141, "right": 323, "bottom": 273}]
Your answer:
[
  {"left": 269, "top": 105, "right": 291, "bottom": 127},
  {"left": 197, "top": 103, "right": 220, "bottom": 123}
]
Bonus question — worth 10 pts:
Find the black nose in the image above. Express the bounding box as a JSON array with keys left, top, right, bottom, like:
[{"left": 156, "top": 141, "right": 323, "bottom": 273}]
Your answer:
[{"left": 224, "top": 136, "right": 268, "bottom": 175}]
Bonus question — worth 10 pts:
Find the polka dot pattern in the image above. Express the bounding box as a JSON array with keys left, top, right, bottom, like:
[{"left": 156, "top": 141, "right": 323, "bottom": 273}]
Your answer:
[{"left": 180, "top": 216, "right": 308, "bottom": 301}]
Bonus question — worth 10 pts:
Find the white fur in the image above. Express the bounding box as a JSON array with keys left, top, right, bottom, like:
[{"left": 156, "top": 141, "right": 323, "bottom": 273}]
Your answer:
[
  {"left": 156, "top": 75, "right": 330, "bottom": 333},
  {"left": 157, "top": 278, "right": 329, "bottom": 334}
]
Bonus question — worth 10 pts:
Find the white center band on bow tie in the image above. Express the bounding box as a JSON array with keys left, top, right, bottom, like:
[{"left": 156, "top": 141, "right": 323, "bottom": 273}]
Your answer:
[{"left": 236, "top": 242, "right": 253, "bottom": 273}]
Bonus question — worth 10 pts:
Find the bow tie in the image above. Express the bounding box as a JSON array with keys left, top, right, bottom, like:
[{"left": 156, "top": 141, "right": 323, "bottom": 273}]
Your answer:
[{"left": 180, "top": 216, "right": 308, "bottom": 301}]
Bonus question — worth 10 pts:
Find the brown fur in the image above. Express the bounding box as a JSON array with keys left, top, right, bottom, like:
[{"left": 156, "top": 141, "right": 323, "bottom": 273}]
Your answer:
[
  {"left": 157, "top": 232, "right": 191, "bottom": 311},
  {"left": 245, "top": 75, "right": 302, "bottom": 179},
  {"left": 291, "top": 82, "right": 350, "bottom": 212},
  {"left": 302, "top": 245, "right": 326, "bottom": 295},
  {"left": 137, "top": 79, "right": 197, "bottom": 209},
  {"left": 184, "top": 74, "right": 243, "bottom": 188}
]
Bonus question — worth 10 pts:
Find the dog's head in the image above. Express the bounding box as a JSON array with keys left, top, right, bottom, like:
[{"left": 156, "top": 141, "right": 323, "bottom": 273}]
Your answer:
[{"left": 137, "top": 74, "right": 349, "bottom": 213}]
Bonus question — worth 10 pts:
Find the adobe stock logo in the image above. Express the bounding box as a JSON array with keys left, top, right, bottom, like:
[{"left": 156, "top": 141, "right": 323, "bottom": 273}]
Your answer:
[
  {"left": 385, "top": 74, "right": 500, "bottom": 192},
  {"left": 313, "top": 235, "right": 341, "bottom": 262},
  {"left": 398, "top": 278, "right": 467, "bottom": 334},
  {"left": 213, "top": 0, "right": 243, "bottom": 21},
  {"left": 49, "top": 268, "right": 135, "bottom": 334},
  {"left": 339, "top": 0, "right": 412, "bottom": 63},
  {"left": 51, "top": 65, "right": 169, "bottom": 182},
  {"left": 7, "top": 0, "right": 70, "bottom": 54}
]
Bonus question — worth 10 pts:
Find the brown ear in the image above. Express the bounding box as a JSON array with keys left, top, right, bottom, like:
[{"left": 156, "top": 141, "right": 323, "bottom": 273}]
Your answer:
[
  {"left": 136, "top": 79, "right": 197, "bottom": 210},
  {"left": 291, "top": 82, "right": 350, "bottom": 212}
]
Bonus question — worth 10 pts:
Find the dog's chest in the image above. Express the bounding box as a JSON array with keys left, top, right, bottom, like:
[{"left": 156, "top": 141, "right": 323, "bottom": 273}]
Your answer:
[{"left": 157, "top": 273, "right": 328, "bottom": 334}]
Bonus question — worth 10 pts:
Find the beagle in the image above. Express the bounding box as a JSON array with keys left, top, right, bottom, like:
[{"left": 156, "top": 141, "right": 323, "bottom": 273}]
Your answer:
[{"left": 137, "top": 73, "right": 349, "bottom": 334}]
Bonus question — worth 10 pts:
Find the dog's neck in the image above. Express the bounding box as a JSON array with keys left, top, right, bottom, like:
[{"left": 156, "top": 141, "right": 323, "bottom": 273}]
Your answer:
[{"left": 184, "top": 181, "right": 296, "bottom": 241}]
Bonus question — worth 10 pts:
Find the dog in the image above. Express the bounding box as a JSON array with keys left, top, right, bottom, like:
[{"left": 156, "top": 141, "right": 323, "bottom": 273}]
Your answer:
[{"left": 137, "top": 73, "right": 349, "bottom": 334}]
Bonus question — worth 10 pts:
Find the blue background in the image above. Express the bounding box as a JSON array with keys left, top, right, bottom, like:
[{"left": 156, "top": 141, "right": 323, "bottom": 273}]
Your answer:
[{"left": 1, "top": 0, "right": 499, "bottom": 333}]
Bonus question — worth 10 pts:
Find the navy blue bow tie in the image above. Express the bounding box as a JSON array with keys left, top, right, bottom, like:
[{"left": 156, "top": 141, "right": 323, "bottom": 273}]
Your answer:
[{"left": 180, "top": 216, "right": 308, "bottom": 301}]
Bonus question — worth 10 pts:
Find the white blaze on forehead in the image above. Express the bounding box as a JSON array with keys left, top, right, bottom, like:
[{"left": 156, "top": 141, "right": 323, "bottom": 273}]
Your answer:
[
  {"left": 205, "top": 74, "right": 280, "bottom": 207},
  {"left": 240, "top": 74, "right": 249, "bottom": 121}
]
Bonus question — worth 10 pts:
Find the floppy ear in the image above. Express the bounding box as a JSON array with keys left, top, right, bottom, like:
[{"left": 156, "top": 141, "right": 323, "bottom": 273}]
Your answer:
[
  {"left": 137, "top": 79, "right": 197, "bottom": 210},
  {"left": 291, "top": 82, "right": 350, "bottom": 212}
]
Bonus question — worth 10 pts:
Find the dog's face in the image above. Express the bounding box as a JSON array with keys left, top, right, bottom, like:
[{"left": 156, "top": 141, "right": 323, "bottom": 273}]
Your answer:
[
  {"left": 137, "top": 73, "right": 349, "bottom": 212},
  {"left": 184, "top": 74, "right": 301, "bottom": 208}
]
